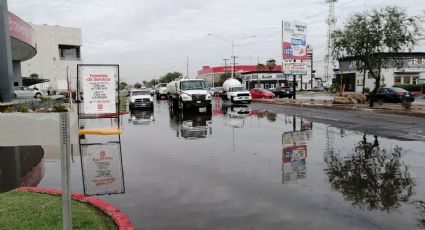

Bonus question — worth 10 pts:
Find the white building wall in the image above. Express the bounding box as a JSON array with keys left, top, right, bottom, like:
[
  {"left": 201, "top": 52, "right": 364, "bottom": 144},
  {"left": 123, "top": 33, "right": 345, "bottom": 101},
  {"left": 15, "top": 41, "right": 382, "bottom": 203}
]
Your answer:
[{"left": 21, "top": 24, "right": 82, "bottom": 92}]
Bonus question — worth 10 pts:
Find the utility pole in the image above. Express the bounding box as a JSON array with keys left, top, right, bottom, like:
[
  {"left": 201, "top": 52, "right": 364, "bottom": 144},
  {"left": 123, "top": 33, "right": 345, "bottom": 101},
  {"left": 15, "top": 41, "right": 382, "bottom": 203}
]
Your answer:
[
  {"left": 186, "top": 56, "right": 189, "bottom": 78},
  {"left": 223, "top": 58, "right": 229, "bottom": 74},
  {"left": 0, "top": 0, "right": 13, "bottom": 102},
  {"left": 231, "top": 56, "right": 238, "bottom": 79}
]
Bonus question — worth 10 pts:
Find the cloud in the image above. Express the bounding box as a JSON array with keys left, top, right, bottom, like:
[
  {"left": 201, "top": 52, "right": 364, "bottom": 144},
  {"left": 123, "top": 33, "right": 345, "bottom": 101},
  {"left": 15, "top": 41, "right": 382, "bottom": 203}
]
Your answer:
[{"left": 8, "top": 0, "right": 425, "bottom": 83}]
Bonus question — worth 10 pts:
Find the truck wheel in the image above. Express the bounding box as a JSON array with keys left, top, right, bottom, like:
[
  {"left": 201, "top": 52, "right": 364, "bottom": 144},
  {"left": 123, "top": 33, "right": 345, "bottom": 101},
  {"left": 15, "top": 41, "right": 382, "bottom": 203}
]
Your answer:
[
  {"left": 206, "top": 104, "right": 212, "bottom": 112},
  {"left": 247, "top": 100, "right": 251, "bottom": 104}
]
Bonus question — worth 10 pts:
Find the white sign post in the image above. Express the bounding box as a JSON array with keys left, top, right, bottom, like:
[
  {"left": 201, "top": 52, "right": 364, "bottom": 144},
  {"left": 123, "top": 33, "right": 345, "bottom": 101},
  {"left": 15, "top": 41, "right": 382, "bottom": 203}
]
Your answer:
[
  {"left": 81, "top": 143, "right": 125, "bottom": 196},
  {"left": 79, "top": 65, "right": 118, "bottom": 114}
]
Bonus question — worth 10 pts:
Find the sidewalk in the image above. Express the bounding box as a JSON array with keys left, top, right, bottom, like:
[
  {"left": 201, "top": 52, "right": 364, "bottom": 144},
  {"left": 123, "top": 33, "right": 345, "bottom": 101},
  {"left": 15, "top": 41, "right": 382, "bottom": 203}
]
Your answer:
[{"left": 253, "top": 97, "right": 425, "bottom": 118}]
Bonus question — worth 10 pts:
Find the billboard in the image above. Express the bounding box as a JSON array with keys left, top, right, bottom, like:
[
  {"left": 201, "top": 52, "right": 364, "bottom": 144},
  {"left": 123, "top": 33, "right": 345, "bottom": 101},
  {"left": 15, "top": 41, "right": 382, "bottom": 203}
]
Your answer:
[
  {"left": 282, "top": 21, "right": 307, "bottom": 61},
  {"left": 78, "top": 65, "right": 118, "bottom": 114}
]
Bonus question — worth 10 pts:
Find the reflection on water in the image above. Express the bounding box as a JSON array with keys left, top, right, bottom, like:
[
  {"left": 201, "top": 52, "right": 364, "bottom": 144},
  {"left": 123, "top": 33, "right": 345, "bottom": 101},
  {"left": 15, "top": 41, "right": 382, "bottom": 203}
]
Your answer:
[
  {"left": 282, "top": 117, "right": 312, "bottom": 183},
  {"left": 169, "top": 110, "right": 212, "bottom": 139},
  {"left": 324, "top": 133, "right": 414, "bottom": 211},
  {"left": 0, "top": 146, "right": 44, "bottom": 192},
  {"left": 128, "top": 109, "right": 155, "bottom": 125}
]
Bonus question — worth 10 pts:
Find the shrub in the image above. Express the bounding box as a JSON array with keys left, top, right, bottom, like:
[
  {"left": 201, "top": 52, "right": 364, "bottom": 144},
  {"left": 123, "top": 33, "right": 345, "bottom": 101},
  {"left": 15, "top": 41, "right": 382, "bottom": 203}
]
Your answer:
[
  {"left": 393, "top": 84, "right": 422, "bottom": 92},
  {"left": 364, "top": 87, "right": 370, "bottom": 93},
  {"left": 329, "top": 84, "right": 339, "bottom": 94},
  {"left": 2, "top": 106, "right": 16, "bottom": 113},
  {"left": 401, "top": 100, "right": 412, "bottom": 111},
  {"left": 52, "top": 104, "right": 68, "bottom": 112}
]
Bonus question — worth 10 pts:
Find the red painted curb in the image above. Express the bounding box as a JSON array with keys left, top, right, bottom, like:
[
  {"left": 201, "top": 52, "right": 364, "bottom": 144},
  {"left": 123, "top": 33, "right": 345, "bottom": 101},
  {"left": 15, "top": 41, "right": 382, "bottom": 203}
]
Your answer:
[{"left": 16, "top": 187, "right": 134, "bottom": 230}]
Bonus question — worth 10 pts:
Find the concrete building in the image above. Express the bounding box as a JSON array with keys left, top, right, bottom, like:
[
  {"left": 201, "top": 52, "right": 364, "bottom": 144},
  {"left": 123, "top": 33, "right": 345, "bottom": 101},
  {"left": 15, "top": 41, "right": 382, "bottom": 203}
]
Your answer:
[
  {"left": 336, "top": 53, "right": 425, "bottom": 93},
  {"left": 21, "top": 24, "right": 82, "bottom": 92}
]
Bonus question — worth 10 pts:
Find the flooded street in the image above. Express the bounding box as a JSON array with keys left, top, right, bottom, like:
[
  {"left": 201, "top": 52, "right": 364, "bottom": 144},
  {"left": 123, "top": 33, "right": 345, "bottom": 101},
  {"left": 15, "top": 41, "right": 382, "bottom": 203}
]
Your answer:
[{"left": 33, "top": 100, "right": 425, "bottom": 230}]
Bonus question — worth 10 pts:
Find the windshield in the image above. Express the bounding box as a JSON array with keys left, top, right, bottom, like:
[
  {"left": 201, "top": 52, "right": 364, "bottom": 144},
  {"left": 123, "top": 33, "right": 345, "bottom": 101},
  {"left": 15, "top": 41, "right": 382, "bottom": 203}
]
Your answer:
[
  {"left": 180, "top": 80, "right": 206, "bottom": 90},
  {"left": 132, "top": 91, "right": 149, "bottom": 96},
  {"left": 390, "top": 87, "right": 407, "bottom": 93},
  {"left": 231, "top": 87, "right": 245, "bottom": 92}
]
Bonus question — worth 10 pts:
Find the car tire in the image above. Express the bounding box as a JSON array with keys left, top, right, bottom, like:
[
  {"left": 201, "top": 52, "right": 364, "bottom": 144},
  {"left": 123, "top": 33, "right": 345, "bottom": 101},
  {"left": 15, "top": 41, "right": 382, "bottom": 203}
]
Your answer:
[
  {"left": 378, "top": 98, "right": 383, "bottom": 105},
  {"left": 14, "top": 94, "right": 17, "bottom": 99},
  {"left": 231, "top": 96, "right": 234, "bottom": 103},
  {"left": 35, "top": 93, "right": 42, "bottom": 98}
]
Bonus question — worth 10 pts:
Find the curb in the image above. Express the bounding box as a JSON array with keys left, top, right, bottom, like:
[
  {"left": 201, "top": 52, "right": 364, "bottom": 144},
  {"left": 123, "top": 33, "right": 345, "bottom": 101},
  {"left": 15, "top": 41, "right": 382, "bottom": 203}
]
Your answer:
[
  {"left": 16, "top": 187, "right": 135, "bottom": 230},
  {"left": 252, "top": 99, "right": 425, "bottom": 118}
]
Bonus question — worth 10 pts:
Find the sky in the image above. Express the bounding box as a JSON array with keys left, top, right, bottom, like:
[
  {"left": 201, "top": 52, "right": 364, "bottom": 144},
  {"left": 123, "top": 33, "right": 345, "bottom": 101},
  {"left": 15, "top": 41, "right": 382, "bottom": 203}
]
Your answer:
[{"left": 8, "top": 0, "right": 425, "bottom": 84}]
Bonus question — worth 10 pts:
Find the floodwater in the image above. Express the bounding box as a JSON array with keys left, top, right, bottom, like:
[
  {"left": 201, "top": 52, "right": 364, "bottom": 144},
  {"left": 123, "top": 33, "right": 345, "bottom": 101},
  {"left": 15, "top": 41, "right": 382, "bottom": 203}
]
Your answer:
[{"left": 18, "top": 100, "right": 425, "bottom": 229}]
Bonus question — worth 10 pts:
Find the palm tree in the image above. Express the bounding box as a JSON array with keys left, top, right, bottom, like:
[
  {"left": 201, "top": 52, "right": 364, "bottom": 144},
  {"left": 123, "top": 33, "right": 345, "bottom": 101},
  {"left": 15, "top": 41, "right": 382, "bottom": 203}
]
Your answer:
[
  {"left": 266, "top": 59, "right": 276, "bottom": 71},
  {"left": 256, "top": 63, "right": 265, "bottom": 71}
]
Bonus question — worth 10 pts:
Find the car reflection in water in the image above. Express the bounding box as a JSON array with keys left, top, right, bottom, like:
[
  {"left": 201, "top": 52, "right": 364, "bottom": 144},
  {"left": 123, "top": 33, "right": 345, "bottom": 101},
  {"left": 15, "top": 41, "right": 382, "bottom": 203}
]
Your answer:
[
  {"left": 0, "top": 146, "right": 45, "bottom": 192},
  {"left": 221, "top": 104, "right": 252, "bottom": 128},
  {"left": 128, "top": 109, "right": 155, "bottom": 125},
  {"left": 170, "top": 110, "right": 212, "bottom": 139}
]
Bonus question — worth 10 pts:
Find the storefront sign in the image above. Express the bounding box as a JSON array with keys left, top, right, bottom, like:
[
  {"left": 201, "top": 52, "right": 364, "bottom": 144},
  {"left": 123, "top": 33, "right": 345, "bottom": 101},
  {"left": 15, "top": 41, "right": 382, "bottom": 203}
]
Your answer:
[
  {"left": 7, "top": 12, "right": 36, "bottom": 48},
  {"left": 81, "top": 143, "right": 124, "bottom": 196},
  {"left": 79, "top": 65, "right": 118, "bottom": 114}
]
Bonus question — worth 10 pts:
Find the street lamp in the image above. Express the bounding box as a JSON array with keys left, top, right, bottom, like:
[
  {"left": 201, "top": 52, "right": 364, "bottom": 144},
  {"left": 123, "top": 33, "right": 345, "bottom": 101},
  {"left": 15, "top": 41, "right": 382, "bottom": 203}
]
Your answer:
[{"left": 208, "top": 34, "right": 256, "bottom": 78}]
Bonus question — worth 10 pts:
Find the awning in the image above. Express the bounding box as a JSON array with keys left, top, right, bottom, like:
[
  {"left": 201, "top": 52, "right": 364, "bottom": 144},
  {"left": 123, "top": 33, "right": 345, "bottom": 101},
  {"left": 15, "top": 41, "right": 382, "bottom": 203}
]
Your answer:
[{"left": 22, "top": 77, "right": 50, "bottom": 87}]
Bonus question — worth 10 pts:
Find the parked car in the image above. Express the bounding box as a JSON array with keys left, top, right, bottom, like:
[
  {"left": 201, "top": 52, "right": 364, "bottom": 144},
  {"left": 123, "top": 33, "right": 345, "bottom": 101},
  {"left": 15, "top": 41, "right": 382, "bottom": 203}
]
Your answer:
[
  {"left": 129, "top": 89, "right": 154, "bottom": 109},
  {"left": 249, "top": 88, "right": 275, "bottom": 99},
  {"left": 312, "top": 86, "right": 325, "bottom": 92},
  {"left": 367, "top": 87, "right": 415, "bottom": 104},
  {"left": 271, "top": 87, "right": 294, "bottom": 98},
  {"left": 14, "top": 86, "right": 44, "bottom": 99}
]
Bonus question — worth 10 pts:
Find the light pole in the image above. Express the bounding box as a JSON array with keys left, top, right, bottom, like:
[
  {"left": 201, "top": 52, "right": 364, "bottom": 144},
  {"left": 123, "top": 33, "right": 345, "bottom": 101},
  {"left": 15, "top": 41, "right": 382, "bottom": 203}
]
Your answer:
[{"left": 208, "top": 34, "right": 255, "bottom": 79}]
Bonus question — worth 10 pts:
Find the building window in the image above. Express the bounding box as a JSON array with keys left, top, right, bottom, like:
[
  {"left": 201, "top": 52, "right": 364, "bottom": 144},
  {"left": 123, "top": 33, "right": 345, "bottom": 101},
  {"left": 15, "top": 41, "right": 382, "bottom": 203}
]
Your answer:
[
  {"left": 403, "top": 76, "right": 411, "bottom": 84},
  {"left": 394, "top": 76, "right": 401, "bottom": 84},
  {"left": 58, "top": 45, "right": 81, "bottom": 60},
  {"left": 413, "top": 76, "right": 419, "bottom": 85}
]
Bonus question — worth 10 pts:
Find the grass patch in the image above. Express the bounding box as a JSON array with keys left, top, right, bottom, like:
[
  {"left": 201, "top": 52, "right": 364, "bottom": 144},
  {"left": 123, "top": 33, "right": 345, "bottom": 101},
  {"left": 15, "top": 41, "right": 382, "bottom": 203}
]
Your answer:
[{"left": 0, "top": 191, "right": 117, "bottom": 230}]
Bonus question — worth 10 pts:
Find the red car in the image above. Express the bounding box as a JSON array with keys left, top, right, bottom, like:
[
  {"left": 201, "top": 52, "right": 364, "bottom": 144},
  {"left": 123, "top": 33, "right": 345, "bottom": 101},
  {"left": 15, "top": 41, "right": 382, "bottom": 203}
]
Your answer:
[{"left": 249, "top": 88, "right": 275, "bottom": 99}]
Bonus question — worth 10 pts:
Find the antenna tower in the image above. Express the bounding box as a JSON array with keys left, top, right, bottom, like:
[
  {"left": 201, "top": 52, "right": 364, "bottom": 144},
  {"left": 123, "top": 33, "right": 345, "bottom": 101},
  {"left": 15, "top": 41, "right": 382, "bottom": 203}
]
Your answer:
[{"left": 324, "top": 0, "right": 337, "bottom": 82}]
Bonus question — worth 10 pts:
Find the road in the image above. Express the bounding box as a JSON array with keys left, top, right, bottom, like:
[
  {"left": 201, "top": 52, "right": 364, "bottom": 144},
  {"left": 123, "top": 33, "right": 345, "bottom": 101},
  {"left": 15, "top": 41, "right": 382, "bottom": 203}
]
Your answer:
[{"left": 250, "top": 102, "right": 425, "bottom": 142}]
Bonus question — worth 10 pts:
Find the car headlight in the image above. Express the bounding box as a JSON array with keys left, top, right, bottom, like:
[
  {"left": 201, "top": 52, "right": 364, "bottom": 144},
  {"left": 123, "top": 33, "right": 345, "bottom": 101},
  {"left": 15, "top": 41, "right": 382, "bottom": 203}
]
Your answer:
[
  {"left": 182, "top": 94, "right": 191, "bottom": 100},
  {"left": 206, "top": 93, "right": 212, "bottom": 100},
  {"left": 130, "top": 99, "right": 135, "bottom": 103},
  {"left": 149, "top": 98, "right": 153, "bottom": 101}
]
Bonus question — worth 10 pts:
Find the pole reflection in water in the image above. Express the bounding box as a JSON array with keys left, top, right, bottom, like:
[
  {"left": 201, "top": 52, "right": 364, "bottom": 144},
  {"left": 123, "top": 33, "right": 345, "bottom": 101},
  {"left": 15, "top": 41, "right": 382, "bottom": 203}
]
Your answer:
[
  {"left": 281, "top": 117, "right": 312, "bottom": 183},
  {"left": 0, "top": 146, "right": 45, "bottom": 192},
  {"left": 324, "top": 132, "right": 414, "bottom": 211}
]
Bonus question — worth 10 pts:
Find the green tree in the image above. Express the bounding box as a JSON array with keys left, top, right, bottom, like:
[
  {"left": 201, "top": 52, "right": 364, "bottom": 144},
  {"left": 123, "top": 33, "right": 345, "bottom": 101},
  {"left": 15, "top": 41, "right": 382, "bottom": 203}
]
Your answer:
[
  {"left": 119, "top": 82, "right": 127, "bottom": 90},
  {"left": 332, "top": 6, "right": 422, "bottom": 107},
  {"left": 159, "top": 72, "right": 182, "bottom": 83},
  {"left": 149, "top": 79, "right": 159, "bottom": 87},
  {"left": 219, "top": 72, "right": 231, "bottom": 86},
  {"left": 142, "top": 80, "right": 148, "bottom": 87},
  {"left": 134, "top": 83, "right": 142, "bottom": 89},
  {"left": 266, "top": 59, "right": 276, "bottom": 71},
  {"left": 256, "top": 63, "right": 265, "bottom": 71},
  {"left": 30, "top": 73, "right": 39, "bottom": 79}
]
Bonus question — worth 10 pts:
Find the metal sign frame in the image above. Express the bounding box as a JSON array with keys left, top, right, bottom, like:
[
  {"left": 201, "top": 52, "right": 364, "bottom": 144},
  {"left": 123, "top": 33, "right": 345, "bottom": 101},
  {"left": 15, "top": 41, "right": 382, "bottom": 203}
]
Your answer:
[{"left": 76, "top": 64, "right": 125, "bottom": 196}]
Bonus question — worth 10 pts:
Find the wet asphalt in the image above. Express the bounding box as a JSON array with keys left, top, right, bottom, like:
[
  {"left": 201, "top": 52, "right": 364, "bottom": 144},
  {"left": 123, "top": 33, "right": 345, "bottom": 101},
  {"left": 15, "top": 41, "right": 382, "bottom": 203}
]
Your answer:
[{"left": 13, "top": 99, "right": 425, "bottom": 229}]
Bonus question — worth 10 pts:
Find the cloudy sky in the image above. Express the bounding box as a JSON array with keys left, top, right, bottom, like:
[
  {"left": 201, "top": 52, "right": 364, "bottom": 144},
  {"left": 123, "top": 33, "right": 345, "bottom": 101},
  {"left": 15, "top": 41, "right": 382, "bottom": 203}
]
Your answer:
[{"left": 8, "top": 0, "right": 425, "bottom": 83}]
